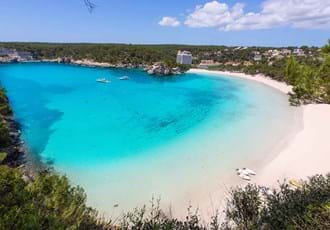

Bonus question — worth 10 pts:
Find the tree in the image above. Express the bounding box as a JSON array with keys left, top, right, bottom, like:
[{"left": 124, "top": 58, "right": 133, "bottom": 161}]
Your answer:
[
  {"left": 285, "top": 41, "right": 330, "bottom": 105},
  {"left": 84, "top": 0, "right": 96, "bottom": 13},
  {"left": 225, "top": 184, "right": 262, "bottom": 229},
  {"left": 285, "top": 56, "right": 300, "bottom": 85}
]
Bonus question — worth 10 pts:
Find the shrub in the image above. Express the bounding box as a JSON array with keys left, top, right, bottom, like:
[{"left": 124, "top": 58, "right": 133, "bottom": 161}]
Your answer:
[{"left": 0, "top": 166, "right": 111, "bottom": 230}]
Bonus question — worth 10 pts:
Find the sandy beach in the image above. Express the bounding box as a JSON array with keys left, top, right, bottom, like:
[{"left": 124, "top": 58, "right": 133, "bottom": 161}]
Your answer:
[
  {"left": 189, "top": 68, "right": 330, "bottom": 188},
  {"left": 255, "top": 104, "right": 330, "bottom": 186}
]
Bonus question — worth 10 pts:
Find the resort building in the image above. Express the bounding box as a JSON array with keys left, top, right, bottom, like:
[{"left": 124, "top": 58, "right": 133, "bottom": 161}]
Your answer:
[
  {"left": 243, "top": 61, "right": 253, "bottom": 66},
  {"left": 281, "top": 49, "right": 292, "bottom": 56},
  {"left": 198, "top": 60, "right": 220, "bottom": 69},
  {"left": 293, "top": 48, "right": 305, "bottom": 56},
  {"left": 0, "top": 48, "right": 12, "bottom": 56},
  {"left": 254, "top": 54, "right": 262, "bottom": 61},
  {"left": 176, "top": 50, "right": 193, "bottom": 65}
]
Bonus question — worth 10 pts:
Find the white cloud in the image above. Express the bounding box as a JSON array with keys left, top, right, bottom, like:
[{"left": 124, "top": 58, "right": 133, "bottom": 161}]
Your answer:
[
  {"left": 184, "top": 0, "right": 330, "bottom": 31},
  {"left": 184, "top": 1, "right": 241, "bottom": 28},
  {"left": 158, "top": 17, "right": 181, "bottom": 27}
]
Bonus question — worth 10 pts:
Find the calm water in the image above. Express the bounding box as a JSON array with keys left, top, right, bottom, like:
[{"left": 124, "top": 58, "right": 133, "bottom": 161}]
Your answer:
[{"left": 0, "top": 63, "right": 299, "bottom": 216}]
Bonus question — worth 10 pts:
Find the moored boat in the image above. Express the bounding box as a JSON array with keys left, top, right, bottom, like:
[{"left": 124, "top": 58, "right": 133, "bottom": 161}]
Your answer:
[
  {"left": 238, "top": 173, "right": 251, "bottom": 181},
  {"left": 96, "top": 78, "right": 110, "bottom": 83},
  {"left": 119, "top": 76, "right": 130, "bottom": 80}
]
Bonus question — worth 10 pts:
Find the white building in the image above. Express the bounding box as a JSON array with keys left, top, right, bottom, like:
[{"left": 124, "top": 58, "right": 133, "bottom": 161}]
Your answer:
[
  {"left": 281, "top": 49, "right": 292, "bottom": 56},
  {"left": 0, "top": 48, "right": 13, "bottom": 56},
  {"left": 293, "top": 48, "right": 305, "bottom": 56},
  {"left": 176, "top": 50, "right": 192, "bottom": 65},
  {"left": 254, "top": 54, "right": 262, "bottom": 61}
]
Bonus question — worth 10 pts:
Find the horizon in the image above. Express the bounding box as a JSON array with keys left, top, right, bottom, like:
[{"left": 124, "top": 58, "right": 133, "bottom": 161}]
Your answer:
[{"left": 0, "top": 0, "right": 329, "bottom": 47}]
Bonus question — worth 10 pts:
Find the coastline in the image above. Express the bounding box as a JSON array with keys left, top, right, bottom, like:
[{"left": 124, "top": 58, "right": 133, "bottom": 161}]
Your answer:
[
  {"left": 1, "top": 63, "right": 329, "bottom": 220},
  {"left": 188, "top": 68, "right": 330, "bottom": 187},
  {"left": 188, "top": 68, "right": 292, "bottom": 94}
]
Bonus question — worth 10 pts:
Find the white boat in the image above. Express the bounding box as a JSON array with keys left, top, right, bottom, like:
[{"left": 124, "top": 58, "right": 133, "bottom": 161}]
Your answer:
[
  {"left": 236, "top": 168, "right": 249, "bottom": 175},
  {"left": 238, "top": 173, "right": 251, "bottom": 181},
  {"left": 119, "top": 76, "right": 130, "bottom": 80},
  {"left": 243, "top": 168, "right": 256, "bottom": 175},
  {"left": 96, "top": 78, "right": 110, "bottom": 83}
]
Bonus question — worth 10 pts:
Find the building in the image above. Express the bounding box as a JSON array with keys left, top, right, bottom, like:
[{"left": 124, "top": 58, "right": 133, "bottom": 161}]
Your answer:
[
  {"left": 293, "top": 48, "right": 305, "bottom": 56},
  {"left": 253, "top": 54, "right": 262, "bottom": 61},
  {"left": 281, "top": 49, "right": 292, "bottom": 56},
  {"left": 198, "top": 60, "right": 220, "bottom": 69},
  {"left": 0, "top": 48, "right": 13, "bottom": 56},
  {"left": 243, "top": 61, "right": 253, "bottom": 66},
  {"left": 225, "top": 61, "right": 240, "bottom": 66},
  {"left": 271, "top": 50, "right": 280, "bottom": 57},
  {"left": 16, "top": 51, "right": 33, "bottom": 60},
  {"left": 176, "top": 50, "right": 192, "bottom": 65},
  {"left": 8, "top": 50, "right": 33, "bottom": 61}
]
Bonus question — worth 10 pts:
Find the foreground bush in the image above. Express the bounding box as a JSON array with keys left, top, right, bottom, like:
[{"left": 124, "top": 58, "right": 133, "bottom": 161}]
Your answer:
[
  {"left": 0, "top": 164, "right": 329, "bottom": 229},
  {"left": 0, "top": 166, "right": 111, "bottom": 230},
  {"left": 225, "top": 174, "right": 330, "bottom": 229}
]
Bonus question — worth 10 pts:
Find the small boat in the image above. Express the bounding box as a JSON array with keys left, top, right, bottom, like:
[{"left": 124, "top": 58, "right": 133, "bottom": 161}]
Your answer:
[
  {"left": 96, "top": 78, "right": 110, "bottom": 83},
  {"left": 119, "top": 76, "right": 130, "bottom": 80},
  {"left": 236, "top": 168, "right": 249, "bottom": 175},
  {"left": 243, "top": 168, "right": 256, "bottom": 175},
  {"left": 238, "top": 173, "right": 251, "bottom": 181}
]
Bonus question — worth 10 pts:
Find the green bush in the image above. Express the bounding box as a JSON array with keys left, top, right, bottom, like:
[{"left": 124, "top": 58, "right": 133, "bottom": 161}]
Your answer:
[
  {"left": 286, "top": 41, "right": 330, "bottom": 105},
  {"left": 0, "top": 120, "right": 10, "bottom": 147},
  {"left": 225, "top": 184, "right": 262, "bottom": 229},
  {"left": 0, "top": 166, "right": 111, "bottom": 230},
  {"left": 0, "top": 164, "right": 329, "bottom": 229},
  {"left": 223, "top": 174, "right": 330, "bottom": 230}
]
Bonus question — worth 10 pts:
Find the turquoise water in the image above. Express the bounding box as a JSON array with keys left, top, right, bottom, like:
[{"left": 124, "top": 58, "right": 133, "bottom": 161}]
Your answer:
[{"left": 0, "top": 63, "right": 299, "bottom": 216}]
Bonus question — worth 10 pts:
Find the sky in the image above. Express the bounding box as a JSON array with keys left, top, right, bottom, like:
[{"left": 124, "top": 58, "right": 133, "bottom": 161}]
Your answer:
[{"left": 0, "top": 0, "right": 329, "bottom": 47}]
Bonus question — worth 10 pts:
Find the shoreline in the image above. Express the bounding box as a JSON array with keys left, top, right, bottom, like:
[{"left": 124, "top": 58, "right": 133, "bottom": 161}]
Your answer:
[
  {"left": 254, "top": 104, "right": 330, "bottom": 186},
  {"left": 188, "top": 68, "right": 292, "bottom": 94},
  {"left": 2, "top": 64, "right": 329, "bottom": 220},
  {"left": 188, "top": 68, "right": 330, "bottom": 188}
]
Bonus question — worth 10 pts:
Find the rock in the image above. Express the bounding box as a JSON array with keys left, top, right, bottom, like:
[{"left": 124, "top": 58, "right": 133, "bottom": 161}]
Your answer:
[
  {"left": 9, "top": 131, "right": 20, "bottom": 138},
  {"left": 145, "top": 63, "right": 174, "bottom": 76}
]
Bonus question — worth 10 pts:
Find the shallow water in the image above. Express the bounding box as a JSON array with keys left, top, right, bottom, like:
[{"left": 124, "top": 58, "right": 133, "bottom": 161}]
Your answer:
[{"left": 0, "top": 63, "right": 299, "bottom": 216}]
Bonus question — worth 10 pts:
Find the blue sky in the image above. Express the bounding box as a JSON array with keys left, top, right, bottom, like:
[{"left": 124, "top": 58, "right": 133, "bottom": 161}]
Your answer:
[{"left": 0, "top": 0, "right": 329, "bottom": 47}]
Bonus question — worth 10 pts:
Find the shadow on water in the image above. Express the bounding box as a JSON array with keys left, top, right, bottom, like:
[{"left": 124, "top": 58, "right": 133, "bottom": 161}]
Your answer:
[{"left": 0, "top": 76, "right": 73, "bottom": 169}]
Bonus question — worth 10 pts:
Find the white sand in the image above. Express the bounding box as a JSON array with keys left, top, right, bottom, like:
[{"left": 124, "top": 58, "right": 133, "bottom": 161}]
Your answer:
[
  {"left": 188, "top": 68, "right": 292, "bottom": 94},
  {"left": 255, "top": 104, "right": 330, "bottom": 186},
  {"left": 188, "top": 68, "right": 330, "bottom": 188}
]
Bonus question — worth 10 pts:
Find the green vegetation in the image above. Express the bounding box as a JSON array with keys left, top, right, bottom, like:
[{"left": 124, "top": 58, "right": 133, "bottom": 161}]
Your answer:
[
  {"left": 0, "top": 164, "right": 329, "bottom": 229},
  {"left": 285, "top": 41, "right": 330, "bottom": 105},
  {"left": 0, "top": 165, "right": 111, "bottom": 230},
  {"left": 208, "top": 58, "right": 288, "bottom": 81},
  {"left": 224, "top": 175, "right": 330, "bottom": 229},
  {"left": 0, "top": 88, "right": 11, "bottom": 147},
  {"left": 0, "top": 42, "right": 220, "bottom": 66}
]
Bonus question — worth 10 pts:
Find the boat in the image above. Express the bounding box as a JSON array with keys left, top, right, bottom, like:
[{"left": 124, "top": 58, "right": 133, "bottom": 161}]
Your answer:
[
  {"left": 238, "top": 173, "right": 251, "bottom": 181},
  {"left": 236, "top": 168, "right": 249, "bottom": 175},
  {"left": 119, "top": 76, "right": 130, "bottom": 80},
  {"left": 243, "top": 168, "right": 256, "bottom": 175},
  {"left": 236, "top": 168, "right": 256, "bottom": 176},
  {"left": 96, "top": 78, "right": 110, "bottom": 83}
]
